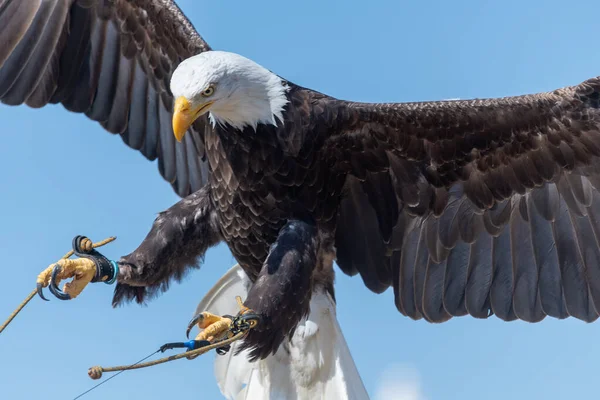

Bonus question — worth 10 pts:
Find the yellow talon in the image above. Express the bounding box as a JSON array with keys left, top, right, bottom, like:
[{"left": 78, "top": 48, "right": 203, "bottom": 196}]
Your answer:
[
  {"left": 185, "top": 312, "right": 232, "bottom": 360},
  {"left": 196, "top": 313, "right": 233, "bottom": 342},
  {"left": 36, "top": 258, "right": 96, "bottom": 300},
  {"left": 186, "top": 312, "right": 232, "bottom": 341},
  {"left": 184, "top": 296, "right": 257, "bottom": 360}
]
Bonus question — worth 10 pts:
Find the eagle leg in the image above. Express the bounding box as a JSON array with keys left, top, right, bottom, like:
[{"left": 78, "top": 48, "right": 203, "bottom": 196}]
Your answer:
[
  {"left": 237, "top": 219, "right": 319, "bottom": 361},
  {"left": 111, "top": 185, "right": 221, "bottom": 306}
]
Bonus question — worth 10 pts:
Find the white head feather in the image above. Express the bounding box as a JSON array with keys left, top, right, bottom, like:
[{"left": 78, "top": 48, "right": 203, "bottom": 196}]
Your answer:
[{"left": 170, "top": 51, "right": 290, "bottom": 131}]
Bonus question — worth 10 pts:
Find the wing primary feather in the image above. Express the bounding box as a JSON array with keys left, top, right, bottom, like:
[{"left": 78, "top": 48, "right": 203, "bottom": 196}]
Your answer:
[
  {"left": 510, "top": 197, "right": 545, "bottom": 322},
  {"left": 425, "top": 216, "right": 443, "bottom": 263},
  {"left": 396, "top": 223, "right": 422, "bottom": 319},
  {"left": 27, "top": 5, "right": 68, "bottom": 108},
  {"left": 0, "top": 0, "right": 55, "bottom": 99},
  {"left": 551, "top": 196, "right": 591, "bottom": 320},
  {"left": 335, "top": 179, "right": 391, "bottom": 292},
  {"left": 3, "top": 0, "right": 68, "bottom": 105},
  {"left": 422, "top": 258, "right": 450, "bottom": 322},
  {"left": 50, "top": 2, "right": 93, "bottom": 105},
  {"left": 582, "top": 191, "right": 600, "bottom": 314},
  {"left": 437, "top": 188, "right": 462, "bottom": 249},
  {"left": 442, "top": 240, "right": 470, "bottom": 317},
  {"left": 122, "top": 59, "right": 147, "bottom": 150},
  {"left": 158, "top": 99, "right": 177, "bottom": 182},
  {"left": 103, "top": 53, "right": 135, "bottom": 133},
  {"left": 86, "top": 20, "right": 121, "bottom": 122},
  {"left": 490, "top": 226, "right": 517, "bottom": 321},
  {"left": 143, "top": 83, "right": 160, "bottom": 160},
  {"left": 361, "top": 172, "right": 398, "bottom": 243},
  {"left": 565, "top": 204, "right": 600, "bottom": 321},
  {"left": 526, "top": 191, "right": 567, "bottom": 319},
  {"left": 413, "top": 226, "right": 430, "bottom": 320},
  {"left": 0, "top": 0, "right": 40, "bottom": 69},
  {"left": 334, "top": 192, "right": 361, "bottom": 278},
  {"left": 65, "top": 16, "right": 107, "bottom": 113},
  {"left": 465, "top": 235, "right": 493, "bottom": 319}
]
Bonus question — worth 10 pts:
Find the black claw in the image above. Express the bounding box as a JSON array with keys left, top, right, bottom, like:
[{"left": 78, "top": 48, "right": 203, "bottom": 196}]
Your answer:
[
  {"left": 36, "top": 282, "right": 49, "bottom": 301},
  {"left": 186, "top": 313, "right": 203, "bottom": 339},
  {"left": 48, "top": 264, "right": 71, "bottom": 301}
]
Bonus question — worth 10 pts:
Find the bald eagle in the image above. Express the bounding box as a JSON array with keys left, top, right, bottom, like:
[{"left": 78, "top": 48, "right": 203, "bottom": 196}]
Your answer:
[{"left": 4, "top": 0, "right": 600, "bottom": 370}]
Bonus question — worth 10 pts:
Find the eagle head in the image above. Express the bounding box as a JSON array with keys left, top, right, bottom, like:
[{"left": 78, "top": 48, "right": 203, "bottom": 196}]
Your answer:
[{"left": 170, "top": 50, "right": 289, "bottom": 140}]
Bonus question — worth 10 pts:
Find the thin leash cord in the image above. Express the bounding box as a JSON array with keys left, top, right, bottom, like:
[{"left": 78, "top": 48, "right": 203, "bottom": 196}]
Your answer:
[
  {"left": 0, "top": 290, "right": 36, "bottom": 334},
  {"left": 0, "top": 236, "right": 116, "bottom": 335},
  {"left": 72, "top": 349, "right": 160, "bottom": 400}
]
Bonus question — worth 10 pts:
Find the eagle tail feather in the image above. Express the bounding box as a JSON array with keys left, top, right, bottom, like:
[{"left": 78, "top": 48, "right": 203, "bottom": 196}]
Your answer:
[{"left": 195, "top": 264, "right": 371, "bottom": 400}]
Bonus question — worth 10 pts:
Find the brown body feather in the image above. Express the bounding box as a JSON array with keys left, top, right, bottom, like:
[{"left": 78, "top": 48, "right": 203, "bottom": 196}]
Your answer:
[{"left": 4, "top": 0, "right": 600, "bottom": 358}]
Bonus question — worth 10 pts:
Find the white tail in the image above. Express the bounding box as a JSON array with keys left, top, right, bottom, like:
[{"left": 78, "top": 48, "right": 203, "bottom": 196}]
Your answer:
[{"left": 194, "top": 264, "right": 371, "bottom": 400}]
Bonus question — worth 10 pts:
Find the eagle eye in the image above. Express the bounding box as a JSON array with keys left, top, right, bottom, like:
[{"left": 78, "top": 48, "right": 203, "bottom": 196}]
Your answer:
[{"left": 201, "top": 85, "right": 215, "bottom": 97}]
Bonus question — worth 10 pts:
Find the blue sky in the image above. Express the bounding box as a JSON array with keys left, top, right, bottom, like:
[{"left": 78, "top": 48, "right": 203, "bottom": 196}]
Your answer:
[{"left": 2, "top": 1, "right": 600, "bottom": 399}]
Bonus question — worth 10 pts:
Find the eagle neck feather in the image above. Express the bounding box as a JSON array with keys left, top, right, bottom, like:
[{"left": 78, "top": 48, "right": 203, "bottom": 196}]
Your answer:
[{"left": 209, "top": 74, "right": 290, "bottom": 132}]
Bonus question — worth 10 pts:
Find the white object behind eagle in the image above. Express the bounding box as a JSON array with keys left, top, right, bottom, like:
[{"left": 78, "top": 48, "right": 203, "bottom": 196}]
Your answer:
[{"left": 194, "top": 265, "right": 371, "bottom": 400}]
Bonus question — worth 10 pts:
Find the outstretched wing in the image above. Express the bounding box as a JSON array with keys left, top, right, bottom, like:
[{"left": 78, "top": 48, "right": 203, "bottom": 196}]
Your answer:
[
  {"left": 0, "top": 0, "right": 211, "bottom": 197},
  {"left": 330, "top": 76, "right": 600, "bottom": 323}
]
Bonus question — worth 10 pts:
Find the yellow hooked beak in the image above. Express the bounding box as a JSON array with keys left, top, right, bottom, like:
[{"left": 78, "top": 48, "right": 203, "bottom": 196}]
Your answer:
[{"left": 172, "top": 96, "right": 214, "bottom": 142}]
